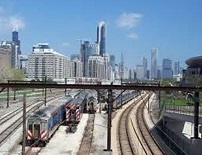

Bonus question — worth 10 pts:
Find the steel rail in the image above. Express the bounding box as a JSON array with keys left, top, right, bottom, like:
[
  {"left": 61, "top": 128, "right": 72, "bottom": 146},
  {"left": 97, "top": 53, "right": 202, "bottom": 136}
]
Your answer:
[{"left": 136, "top": 93, "right": 164, "bottom": 155}]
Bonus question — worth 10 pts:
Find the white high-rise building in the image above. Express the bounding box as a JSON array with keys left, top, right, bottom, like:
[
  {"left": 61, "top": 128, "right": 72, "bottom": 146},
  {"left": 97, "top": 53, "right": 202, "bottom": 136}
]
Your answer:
[
  {"left": 88, "top": 54, "right": 105, "bottom": 80},
  {"left": 174, "top": 61, "right": 180, "bottom": 75},
  {"left": 27, "top": 43, "right": 70, "bottom": 80},
  {"left": 151, "top": 48, "right": 158, "bottom": 79},
  {"left": 103, "top": 53, "right": 110, "bottom": 80},
  {"left": 136, "top": 65, "right": 144, "bottom": 80},
  {"left": 70, "top": 58, "right": 83, "bottom": 78},
  {"left": 143, "top": 57, "right": 148, "bottom": 79}
]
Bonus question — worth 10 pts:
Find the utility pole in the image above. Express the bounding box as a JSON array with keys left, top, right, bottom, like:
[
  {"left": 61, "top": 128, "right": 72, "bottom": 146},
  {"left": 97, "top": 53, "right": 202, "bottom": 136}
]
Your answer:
[
  {"left": 158, "top": 81, "right": 161, "bottom": 109},
  {"left": 7, "top": 80, "right": 9, "bottom": 108},
  {"left": 194, "top": 91, "right": 199, "bottom": 139},
  {"left": 13, "top": 88, "right": 16, "bottom": 100},
  {"left": 120, "top": 52, "right": 124, "bottom": 107},
  {"left": 22, "top": 93, "right": 26, "bottom": 155},
  {"left": 105, "top": 89, "right": 113, "bottom": 151},
  {"left": 65, "top": 78, "right": 67, "bottom": 96},
  {"left": 44, "top": 76, "right": 47, "bottom": 106}
]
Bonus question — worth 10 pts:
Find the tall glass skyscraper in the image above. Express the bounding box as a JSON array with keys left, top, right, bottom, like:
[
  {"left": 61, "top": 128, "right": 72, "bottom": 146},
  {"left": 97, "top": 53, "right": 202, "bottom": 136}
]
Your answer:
[
  {"left": 151, "top": 48, "right": 158, "bottom": 79},
  {"left": 143, "top": 57, "right": 148, "bottom": 79},
  {"left": 97, "top": 21, "right": 106, "bottom": 56},
  {"left": 12, "top": 30, "right": 21, "bottom": 55},
  {"left": 162, "top": 58, "right": 172, "bottom": 79},
  {"left": 80, "top": 41, "right": 98, "bottom": 77}
]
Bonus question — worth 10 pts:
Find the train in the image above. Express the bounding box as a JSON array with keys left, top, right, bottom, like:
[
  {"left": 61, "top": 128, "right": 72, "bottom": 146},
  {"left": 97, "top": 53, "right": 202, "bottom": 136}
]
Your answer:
[
  {"left": 86, "top": 95, "right": 99, "bottom": 114},
  {"left": 26, "top": 96, "right": 72, "bottom": 146},
  {"left": 66, "top": 96, "right": 87, "bottom": 124},
  {"left": 114, "top": 90, "right": 137, "bottom": 109},
  {"left": 26, "top": 90, "right": 89, "bottom": 145}
]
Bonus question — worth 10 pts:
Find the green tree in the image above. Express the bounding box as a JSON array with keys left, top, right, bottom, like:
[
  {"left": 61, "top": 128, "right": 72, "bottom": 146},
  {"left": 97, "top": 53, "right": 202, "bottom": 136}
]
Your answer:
[{"left": 11, "top": 68, "right": 25, "bottom": 80}]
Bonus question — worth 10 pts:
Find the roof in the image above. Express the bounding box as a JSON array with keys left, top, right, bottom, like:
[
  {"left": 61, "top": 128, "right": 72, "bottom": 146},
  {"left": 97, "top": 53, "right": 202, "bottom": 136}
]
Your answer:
[{"left": 185, "top": 56, "right": 202, "bottom": 68}]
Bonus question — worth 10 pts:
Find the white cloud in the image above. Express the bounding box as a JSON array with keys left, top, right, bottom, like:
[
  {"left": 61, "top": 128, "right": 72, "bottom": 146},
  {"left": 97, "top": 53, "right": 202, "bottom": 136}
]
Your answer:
[
  {"left": 9, "top": 16, "right": 25, "bottom": 31},
  {"left": 0, "top": 7, "right": 25, "bottom": 31},
  {"left": 127, "top": 33, "right": 138, "bottom": 39},
  {"left": 117, "top": 12, "right": 143, "bottom": 29},
  {"left": 62, "top": 42, "right": 70, "bottom": 47}
]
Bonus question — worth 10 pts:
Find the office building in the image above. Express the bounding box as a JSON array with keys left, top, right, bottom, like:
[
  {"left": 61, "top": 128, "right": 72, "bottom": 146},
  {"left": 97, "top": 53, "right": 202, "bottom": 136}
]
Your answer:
[
  {"left": 19, "top": 55, "right": 28, "bottom": 75},
  {"left": 88, "top": 54, "right": 105, "bottom": 80},
  {"left": 136, "top": 65, "right": 144, "bottom": 80},
  {"left": 0, "top": 42, "right": 12, "bottom": 73},
  {"left": 143, "top": 57, "right": 148, "bottom": 79},
  {"left": 12, "top": 30, "right": 21, "bottom": 68},
  {"left": 103, "top": 53, "right": 110, "bottom": 80},
  {"left": 162, "top": 58, "right": 172, "bottom": 79},
  {"left": 80, "top": 41, "right": 98, "bottom": 77},
  {"left": 174, "top": 61, "right": 180, "bottom": 75},
  {"left": 109, "top": 55, "right": 115, "bottom": 72},
  {"left": 70, "top": 58, "right": 83, "bottom": 78},
  {"left": 151, "top": 48, "right": 158, "bottom": 79},
  {"left": 97, "top": 21, "right": 106, "bottom": 56},
  {"left": 0, "top": 41, "right": 16, "bottom": 69}
]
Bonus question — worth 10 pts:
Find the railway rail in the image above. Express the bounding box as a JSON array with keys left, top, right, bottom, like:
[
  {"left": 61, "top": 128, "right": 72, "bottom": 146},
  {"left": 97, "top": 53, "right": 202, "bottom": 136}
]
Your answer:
[
  {"left": 117, "top": 94, "right": 147, "bottom": 155},
  {"left": 132, "top": 93, "right": 164, "bottom": 155},
  {"left": 77, "top": 114, "right": 95, "bottom": 155},
  {"left": 117, "top": 92, "right": 164, "bottom": 155}
]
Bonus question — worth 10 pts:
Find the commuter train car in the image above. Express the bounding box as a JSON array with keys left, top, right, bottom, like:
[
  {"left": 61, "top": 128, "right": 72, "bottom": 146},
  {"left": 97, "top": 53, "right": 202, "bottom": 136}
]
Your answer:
[
  {"left": 26, "top": 96, "right": 72, "bottom": 146},
  {"left": 87, "top": 96, "right": 98, "bottom": 114},
  {"left": 66, "top": 96, "right": 87, "bottom": 124},
  {"left": 114, "top": 90, "right": 136, "bottom": 109}
]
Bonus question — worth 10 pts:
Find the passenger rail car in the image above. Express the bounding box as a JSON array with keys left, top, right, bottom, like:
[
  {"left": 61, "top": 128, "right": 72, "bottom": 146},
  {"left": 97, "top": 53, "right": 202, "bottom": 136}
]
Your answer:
[
  {"left": 87, "top": 96, "right": 98, "bottom": 114},
  {"left": 66, "top": 96, "right": 87, "bottom": 124},
  {"left": 26, "top": 97, "right": 72, "bottom": 146},
  {"left": 114, "top": 90, "right": 136, "bottom": 109}
]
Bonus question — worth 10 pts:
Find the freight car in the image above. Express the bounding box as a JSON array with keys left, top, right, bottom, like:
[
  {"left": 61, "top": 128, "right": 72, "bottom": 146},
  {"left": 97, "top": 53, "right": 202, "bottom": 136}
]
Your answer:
[{"left": 26, "top": 96, "right": 72, "bottom": 146}]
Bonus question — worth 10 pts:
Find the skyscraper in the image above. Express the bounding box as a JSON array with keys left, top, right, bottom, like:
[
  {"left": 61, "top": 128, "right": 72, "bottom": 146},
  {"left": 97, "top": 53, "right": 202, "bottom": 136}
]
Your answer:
[
  {"left": 12, "top": 30, "right": 21, "bottom": 55},
  {"left": 88, "top": 54, "right": 105, "bottom": 79},
  {"left": 151, "top": 48, "right": 158, "bottom": 79},
  {"left": 80, "top": 41, "right": 98, "bottom": 77},
  {"left": 162, "top": 58, "right": 172, "bottom": 79},
  {"left": 143, "top": 57, "right": 147, "bottom": 79},
  {"left": 109, "top": 55, "right": 115, "bottom": 72},
  {"left": 97, "top": 21, "right": 106, "bottom": 56},
  {"left": 174, "top": 61, "right": 180, "bottom": 75}
]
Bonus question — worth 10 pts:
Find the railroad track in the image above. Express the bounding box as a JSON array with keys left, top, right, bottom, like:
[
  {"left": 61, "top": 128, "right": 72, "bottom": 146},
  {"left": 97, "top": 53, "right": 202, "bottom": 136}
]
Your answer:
[
  {"left": 132, "top": 93, "right": 164, "bottom": 155},
  {"left": 118, "top": 94, "right": 147, "bottom": 155},
  {"left": 77, "top": 114, "right": 95, "bottom": 155},
  {"left": 0, "top": 98, "right": 44, "bottom": 126},
  {"left": 117, "top": 92, "right": 164, "bottom": 155}
]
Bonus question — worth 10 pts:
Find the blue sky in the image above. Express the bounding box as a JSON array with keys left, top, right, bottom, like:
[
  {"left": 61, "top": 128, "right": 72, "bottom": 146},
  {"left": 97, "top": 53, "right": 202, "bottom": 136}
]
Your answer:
[{"left": 0, "top": 0, "right": 202, "bottom": 69}]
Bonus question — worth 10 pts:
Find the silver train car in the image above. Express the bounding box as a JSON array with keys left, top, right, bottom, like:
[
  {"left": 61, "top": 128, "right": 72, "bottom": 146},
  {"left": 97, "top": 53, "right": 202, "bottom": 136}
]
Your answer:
[{"left": 26, "top": 96, "right": 72, "bottom": 146}]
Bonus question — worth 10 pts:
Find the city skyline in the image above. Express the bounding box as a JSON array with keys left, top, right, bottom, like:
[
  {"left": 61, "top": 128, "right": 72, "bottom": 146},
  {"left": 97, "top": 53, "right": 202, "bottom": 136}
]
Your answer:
[{"left": 0, "top": 1, "right": 202, "bottom": 68}]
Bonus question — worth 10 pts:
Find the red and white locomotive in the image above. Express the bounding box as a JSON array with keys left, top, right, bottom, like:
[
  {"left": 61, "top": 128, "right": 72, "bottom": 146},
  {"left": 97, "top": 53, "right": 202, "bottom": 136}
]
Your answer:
[
  {"left": 87, "top": 96, "right": 98, "bottom": 114},
  {"left": 65, "top": 97, "right": 86, "bottom": 124}
]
